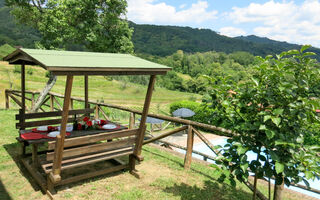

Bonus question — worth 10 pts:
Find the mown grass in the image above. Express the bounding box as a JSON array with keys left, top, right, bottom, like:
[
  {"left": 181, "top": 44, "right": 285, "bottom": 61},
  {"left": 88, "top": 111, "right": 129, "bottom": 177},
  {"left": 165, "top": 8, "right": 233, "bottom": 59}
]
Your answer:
[{"left": 0, "top": 110, "right": 313, "bottom": 200}]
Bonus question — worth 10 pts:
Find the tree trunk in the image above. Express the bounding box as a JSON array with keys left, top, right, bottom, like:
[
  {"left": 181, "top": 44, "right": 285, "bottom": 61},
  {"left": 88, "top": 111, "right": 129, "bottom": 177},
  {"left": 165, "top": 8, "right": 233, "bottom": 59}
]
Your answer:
[
  {"left": 273, "top": 176, "right": 284, "bottom": 200},
  {"left": 31, "top": 74, "right": 57, "bottom": 112}
]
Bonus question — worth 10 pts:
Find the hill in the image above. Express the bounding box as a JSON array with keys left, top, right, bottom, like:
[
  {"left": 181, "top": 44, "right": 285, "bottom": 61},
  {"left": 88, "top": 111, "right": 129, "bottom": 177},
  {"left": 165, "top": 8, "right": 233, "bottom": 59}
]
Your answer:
[
  {"left": 130, "top": 22, "right": 320, "bottom": 59},
  {"left": 1, "top": 0, "right": 319, "bottom": 59}
]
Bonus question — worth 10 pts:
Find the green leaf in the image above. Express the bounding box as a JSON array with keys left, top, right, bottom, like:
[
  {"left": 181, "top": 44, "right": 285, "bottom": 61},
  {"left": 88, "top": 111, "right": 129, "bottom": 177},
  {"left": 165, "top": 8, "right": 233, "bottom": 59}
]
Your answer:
[
  {"left": 303, "top": 52, "right": 316, "bottom": 56},
  {"left": 271, "top": 117, "right": 281, "bottom": 127},
  {"left": 240, "top": 163, "right": 248, "bottom": 172},
  {"left": 266, "top": 130, "right": 275, "bottom": 139},
  {"left": 252, "top": 77, "right": 259, "bottom": 86},
  {"left": 301, "top": 45, "right": 311, "bottom": 53},
  {"left": 305, "top": 171, "right": 313, "bottom": 180},
  {"left": 270, "top": 151, "right": 280, "bottom": 161},
  {"left": 272, "top": 109, "right": 284, "bottom": 116},
  {"left": 259, "top": 125, "right": 267, "bottom": 130},
  {"left": 237, "top": 146, "right": 247, "bottom": 155},
  {"left": 275, "top": 162, "right": 284, "bottom": 174},
  {"left": 264, "top": 115, "right": 271, "bottom": 122}
]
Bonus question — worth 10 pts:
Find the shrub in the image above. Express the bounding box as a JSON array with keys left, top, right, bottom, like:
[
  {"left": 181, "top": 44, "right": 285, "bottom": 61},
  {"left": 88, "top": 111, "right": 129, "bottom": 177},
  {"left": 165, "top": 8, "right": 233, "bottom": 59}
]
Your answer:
[{"left": 13, "top": 65, "right": 21, "bottom": 73}]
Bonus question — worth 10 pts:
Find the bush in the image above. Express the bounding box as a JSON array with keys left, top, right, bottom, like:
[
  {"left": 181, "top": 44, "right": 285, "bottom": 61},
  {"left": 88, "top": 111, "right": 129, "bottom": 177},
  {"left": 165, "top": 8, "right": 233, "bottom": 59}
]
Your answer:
[
  {"left": 27, "top": 67, "right": 33, "bottom": 75},
  {"left": 13, "top": 65, "right": 20, "bottom": 73}
]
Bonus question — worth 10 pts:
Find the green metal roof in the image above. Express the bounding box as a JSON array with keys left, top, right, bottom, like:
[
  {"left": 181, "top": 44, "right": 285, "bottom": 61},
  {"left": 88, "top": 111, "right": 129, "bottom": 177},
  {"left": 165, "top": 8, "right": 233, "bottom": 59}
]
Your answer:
[{"left": 3, "top": 48, "right": 171, "bottom": 76}]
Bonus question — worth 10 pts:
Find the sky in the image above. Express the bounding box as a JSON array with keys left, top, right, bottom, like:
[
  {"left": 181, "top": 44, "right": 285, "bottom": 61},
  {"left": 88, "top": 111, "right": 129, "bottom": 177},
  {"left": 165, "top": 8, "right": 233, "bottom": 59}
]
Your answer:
[{"left": 126, "top": 0, "right": 320, "bottom": 48}]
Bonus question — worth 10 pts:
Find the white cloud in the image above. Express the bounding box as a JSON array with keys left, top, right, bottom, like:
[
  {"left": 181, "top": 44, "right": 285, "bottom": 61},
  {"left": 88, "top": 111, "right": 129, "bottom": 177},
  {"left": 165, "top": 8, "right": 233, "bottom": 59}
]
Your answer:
[
  {"left": 127, "top": 0, "right": 218, "bottom": 24},
  {"left": 219, "top": 27, "right": 246, "bottom": 37},
  {"left": 226, "top": 0, "right": 320, "bottom": 47}
]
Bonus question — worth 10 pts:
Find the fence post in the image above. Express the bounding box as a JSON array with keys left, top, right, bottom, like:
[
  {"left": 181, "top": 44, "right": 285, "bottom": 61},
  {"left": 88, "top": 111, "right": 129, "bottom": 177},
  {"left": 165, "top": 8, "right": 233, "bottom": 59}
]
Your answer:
[
  {"left": 95, "top": 104, "right": 99, "bottom": 119},
  {"left": 129, "top": 113, "right": 135, "bottom": 129},
  {"left": 5, "top": 90, "right": 9, "bottom": 109},
  {"left": 184, "top": 125, "right": 194, "bottom": 169}
]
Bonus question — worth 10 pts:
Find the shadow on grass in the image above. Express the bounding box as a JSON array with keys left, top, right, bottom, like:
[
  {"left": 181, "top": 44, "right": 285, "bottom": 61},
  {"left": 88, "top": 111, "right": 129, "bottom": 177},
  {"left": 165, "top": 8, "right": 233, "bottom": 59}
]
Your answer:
[
  {"left": 0, "top": 179, "right": 12, "bottom": 200},
  {"left": 143, "top": 147, "right": 254, "bottom": 200},
  {"left": 3, "top": 142, "right": 43, "bottom": 193},
  {"left": 163, "top": 180, "right": 252, "bottom": 200},
  {"left": 3, "top": 142, "right": 130, "bottom": 194}
]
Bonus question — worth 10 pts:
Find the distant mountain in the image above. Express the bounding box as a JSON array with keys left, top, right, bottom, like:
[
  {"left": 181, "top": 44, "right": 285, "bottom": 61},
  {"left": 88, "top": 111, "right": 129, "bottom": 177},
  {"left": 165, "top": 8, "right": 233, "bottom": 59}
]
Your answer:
[
  {"left": 0, "top": 0, "right": 319, "bottom": 60},
  {"left": 130, "top": 22, "right": 320, "bottom": 59}
]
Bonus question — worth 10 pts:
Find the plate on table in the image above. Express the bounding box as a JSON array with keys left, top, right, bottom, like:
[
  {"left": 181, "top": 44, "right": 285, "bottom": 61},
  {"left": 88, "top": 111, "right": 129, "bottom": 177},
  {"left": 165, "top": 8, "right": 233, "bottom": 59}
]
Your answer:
[
  {"left": 58, "top": 125, "right": 73, "bottom": 132},
  {"left": 47, "top": 131, "right": 60, "bottom": 137},
  {"left": 102, "top": 124, "right": 117, "bottom": 130},
  {"left": 37, "top": 126, "right": 48, "bottom": 131}
]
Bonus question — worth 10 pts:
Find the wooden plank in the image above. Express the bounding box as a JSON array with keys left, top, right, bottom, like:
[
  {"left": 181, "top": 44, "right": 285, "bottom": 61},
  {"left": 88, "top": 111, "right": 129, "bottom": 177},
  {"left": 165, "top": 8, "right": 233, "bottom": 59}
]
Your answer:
[
  {"left": 129, "top": 113, "right": 135, "bottom": 129},
  {"left": 16, "top": 108, "right": 94, "bottom": 120},
  {"left": 16, "top": 117, "right": 75, "bottom": 129},
  {"left": 84, "top": 75, "right": 89, "bottom": 109},
  {"left": 135, "top": 75, "right": 156, "bottom": 156},
  {"left": 48, "top": 128, "right": 138, "bottom": 150},
  {"left": 32, "top": 144, "right": 39, "bottom": 168},
  {"left": 184, "top": 125, "right": 194, "bottom": 169},
  {"left": 47, "top": 137, "right": 136, "bottom": 161},
  {"left": 8, "top": 93, "right": 23, "bottom": 108},
  {"left": 52, "top": 75, "right": 73, "bottom": 176},
  {"left": 21, "top": 63, "right": 25, "bottom": 114},
  {"left": 42, "top": 147, "right": 133, "bottom": 173},
  {"left": 143, "top": 126, "right": 188, "bottom": 145},
  {"left": 56, "top": 164, "right": 129, "bottom": 186},
  {"left": 21, "top": 158, "right": 47, "bottom": 192}
]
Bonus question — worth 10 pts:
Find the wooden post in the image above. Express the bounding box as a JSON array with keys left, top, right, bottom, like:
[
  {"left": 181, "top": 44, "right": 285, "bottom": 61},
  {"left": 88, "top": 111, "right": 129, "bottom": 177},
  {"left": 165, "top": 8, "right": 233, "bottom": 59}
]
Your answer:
[
  {"left": 69, "top": 99, "right": 73, "bottom": 110},
  {"left": 5, "top": 90, "right": 9, "bottom": 109},
  {"left": 129, "top": 113, "right": 135, "bottom": 129},
  {"left": 274, "top": 176, "right": 284, "bottom": 200},
  {"left": 51, "top": 75, "right": 73, "bottom": 180},
  {"left": 85, "top": 75, "right": 89, "bottom": 109},
  {"left": 32, "top": 144, "right": 39, "bottom": 168},
  {"left": 31, "top": 93, "right": 35, "bottom": 109},
  {"left": 134, "top": 75, "right": 156, "bottom": 157},
  {"left": 20, "top": 63, "right": 25, "bottom": 129},
  {"left": 184, "top": 125, "right": 194, "bottom": 169},
  {"left": 95, "top": 104, "right": 99, "bottom": 119},
  {"left": 50, "top": 95, "right": 54, "bottom": 111}
]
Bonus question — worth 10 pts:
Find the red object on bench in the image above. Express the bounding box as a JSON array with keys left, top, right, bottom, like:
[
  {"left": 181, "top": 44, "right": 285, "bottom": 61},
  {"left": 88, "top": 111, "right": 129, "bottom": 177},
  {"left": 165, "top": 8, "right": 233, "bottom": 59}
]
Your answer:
[{"left": 21, "top": 132, "right": 71, "bottom": 140}]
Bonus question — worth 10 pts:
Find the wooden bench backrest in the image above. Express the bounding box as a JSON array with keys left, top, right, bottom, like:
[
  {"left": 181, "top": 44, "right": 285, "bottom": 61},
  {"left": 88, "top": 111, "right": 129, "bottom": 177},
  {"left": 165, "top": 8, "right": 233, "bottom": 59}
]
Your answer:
[
  {"left": 16, "top": 108, "right": 94, "bottom": 129},
  {"left": 46, "top": 128, "right": 139, "bottom": 161}
]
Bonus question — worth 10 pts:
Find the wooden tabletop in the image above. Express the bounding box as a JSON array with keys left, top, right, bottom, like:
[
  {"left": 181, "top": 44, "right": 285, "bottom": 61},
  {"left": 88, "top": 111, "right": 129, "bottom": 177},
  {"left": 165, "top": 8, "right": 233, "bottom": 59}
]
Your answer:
[{"left": 17, "top": 125, "right": 128, "bottom": 145}]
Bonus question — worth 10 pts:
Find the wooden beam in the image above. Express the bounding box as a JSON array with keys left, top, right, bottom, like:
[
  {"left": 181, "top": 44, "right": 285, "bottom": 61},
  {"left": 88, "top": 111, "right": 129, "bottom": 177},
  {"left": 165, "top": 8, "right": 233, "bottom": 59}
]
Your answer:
[
  {"left": 134, "top": 75, "right": 156, "bottom": 156},
  {"left": 21, "top": 62, "right": 25, "bottom": 129},
  {"left": 48, "top": 129, "right": 138, "bottom": 150},
  {"left": 98, "top": 106, "right": 109, "bottom": 120},
  {"left": 52, "top": 96, "right": 62, "bottom": 110},
  {"left": 84, "top": 75, "right": 89, "bottom": 109},
  {"left": 55, "top": 164, "right": 129, "bottom": 186},
  {"left": 50, "top": 95, "right": 54, "bottom": 111},
  {"left": 184, "top": 125, "right": 194, "bottom": 169},
  {"left": 21, "top": 158, "right": 47, "bottom": 193},
  {"left": 192, "top": 127, "right": 220, "bottom": 156},
  {"left": 51, "top": 75, "right": 73, "bottom": 177},
  {"left": 16, "top": 109, "right": 94, "bottom": 120},
  {"left": 5, "top": 90, "right": 9, "bottom": 109},
  {"left": 143, "top": 126, "right": 188, "bottom": 145},
  {"left": 129, "top": 113, "right": 135, "bottom": 129}
]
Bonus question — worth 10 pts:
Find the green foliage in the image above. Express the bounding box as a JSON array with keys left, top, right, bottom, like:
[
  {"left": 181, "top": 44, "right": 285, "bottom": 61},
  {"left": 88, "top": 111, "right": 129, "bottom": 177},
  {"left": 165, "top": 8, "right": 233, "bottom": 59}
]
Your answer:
[
  {"left": 6, "top": 0, "right": 133, "bottom": 53},
  {"left": 13, "top": 65, "right": 20, "bottom": 73},
  {"left": 0, "top": 43, "right": 15, "bottom": 59},
  {"left": 206, "top": 46, "right": 320, "bottom": 189},
  {"left": 130, "top": 22, "right": 320, "bottom": 60}
]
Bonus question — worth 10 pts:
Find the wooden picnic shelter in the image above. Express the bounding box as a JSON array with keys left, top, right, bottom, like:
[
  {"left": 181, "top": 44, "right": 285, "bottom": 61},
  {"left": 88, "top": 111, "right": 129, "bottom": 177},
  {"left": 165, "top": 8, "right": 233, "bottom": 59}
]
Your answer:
[{"left": 3, "top": 48, "right": 171, "bottom": 197}]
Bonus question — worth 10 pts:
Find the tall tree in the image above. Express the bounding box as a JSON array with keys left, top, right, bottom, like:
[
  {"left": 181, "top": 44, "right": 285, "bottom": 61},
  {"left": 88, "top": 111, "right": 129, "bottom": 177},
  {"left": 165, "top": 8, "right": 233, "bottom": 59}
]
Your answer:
[{"left": 6, "top": 0, "right": 133, "bottom": 111}]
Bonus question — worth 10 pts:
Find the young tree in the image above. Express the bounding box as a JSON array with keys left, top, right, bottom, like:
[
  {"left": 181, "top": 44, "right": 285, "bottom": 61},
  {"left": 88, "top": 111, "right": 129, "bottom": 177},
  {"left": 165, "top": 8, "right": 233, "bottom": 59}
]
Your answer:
[
  {"left": 207, "top": 46, "right": 320, "bottom": 200},
  {"left": 6, "top": 0, "right": 134, "bottom": 111}
]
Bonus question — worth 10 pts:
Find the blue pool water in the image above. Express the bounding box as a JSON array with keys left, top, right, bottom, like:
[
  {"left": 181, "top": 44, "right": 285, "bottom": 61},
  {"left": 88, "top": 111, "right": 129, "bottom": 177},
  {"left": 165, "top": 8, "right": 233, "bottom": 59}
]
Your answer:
[{"left": 175, "top": 138, "right": 320, "bottom": 199}]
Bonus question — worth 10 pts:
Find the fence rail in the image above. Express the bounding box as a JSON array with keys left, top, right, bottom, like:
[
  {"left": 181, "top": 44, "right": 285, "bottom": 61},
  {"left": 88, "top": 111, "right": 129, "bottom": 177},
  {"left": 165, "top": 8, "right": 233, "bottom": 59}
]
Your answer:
[{"left": 4, "top": 89, "right": 319, "bottom": 197}]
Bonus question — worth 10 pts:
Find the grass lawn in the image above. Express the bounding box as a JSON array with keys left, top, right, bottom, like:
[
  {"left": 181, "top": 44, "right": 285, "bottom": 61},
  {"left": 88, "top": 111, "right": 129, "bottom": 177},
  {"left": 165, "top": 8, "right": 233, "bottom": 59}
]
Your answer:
[{"left": 0, "top": 109, "right": 314, "bottom": 200}]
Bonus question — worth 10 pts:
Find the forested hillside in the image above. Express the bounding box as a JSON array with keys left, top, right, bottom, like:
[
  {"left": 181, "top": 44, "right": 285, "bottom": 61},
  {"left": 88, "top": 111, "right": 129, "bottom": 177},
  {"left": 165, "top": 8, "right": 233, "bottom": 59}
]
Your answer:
[{"left": 1, "top": 0, "right": 319, "bottom": 59}]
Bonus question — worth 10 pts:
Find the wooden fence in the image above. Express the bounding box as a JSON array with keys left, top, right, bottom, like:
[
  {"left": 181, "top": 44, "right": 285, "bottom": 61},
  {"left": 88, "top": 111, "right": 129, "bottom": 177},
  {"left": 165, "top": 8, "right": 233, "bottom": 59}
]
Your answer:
[{"left": 4, "top": 89, "right": 320, "bottom": 197}]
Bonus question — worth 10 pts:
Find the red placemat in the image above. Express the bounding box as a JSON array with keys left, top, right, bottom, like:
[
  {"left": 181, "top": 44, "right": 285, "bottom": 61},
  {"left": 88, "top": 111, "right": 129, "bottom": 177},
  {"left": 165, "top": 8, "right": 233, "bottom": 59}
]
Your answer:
[{"left": 21, "top": 132, "right": 71, "bottom": 140}]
